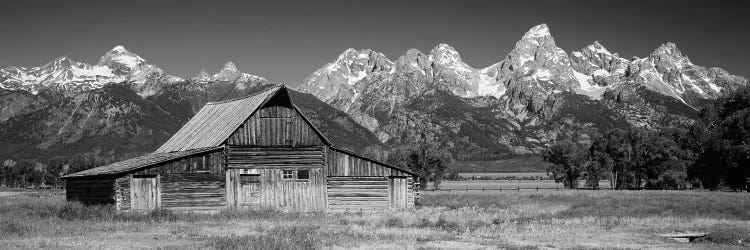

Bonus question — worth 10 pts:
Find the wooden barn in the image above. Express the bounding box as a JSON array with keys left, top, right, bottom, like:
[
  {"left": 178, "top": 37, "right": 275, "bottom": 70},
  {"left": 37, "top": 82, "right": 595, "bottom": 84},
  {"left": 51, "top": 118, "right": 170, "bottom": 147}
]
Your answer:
[{"left": 61, "top": 85, "right": 418, "bottom": 213}]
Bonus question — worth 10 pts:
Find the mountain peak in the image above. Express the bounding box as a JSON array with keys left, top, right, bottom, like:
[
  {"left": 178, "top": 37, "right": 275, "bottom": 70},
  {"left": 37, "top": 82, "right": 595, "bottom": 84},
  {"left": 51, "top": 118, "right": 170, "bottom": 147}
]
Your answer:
[
  {"left": 649, "top": 42, "right": 692, "bottom": 67},
  {"left": 212, "top": 61, "right": 242, "bottom": 81},
  {"left": 433, "top": 43, "right": 457, "bottom": 53},
  {"left": 221, "top": 61, "right": 238, "bottom": 72},
  {"left": 653, "top": 42, "right": 682, "bottom": 56},
  {"left": 586, "top": 41, "right": 612, "bottom": 55},
  {"left": 111, "top": 45, "right": 129, "bottom": 53},
  {"left": 98, "top": 45, "right": 145, "bottom": 68},
  {"left": 523, "top": 23, "right": 551, "bottom": 39},
  {"left": 430, "top": 43, "right": 462, "bottom": 65},
  {"left": 195, "top": 69, "right": 210, "bottom": 80}
]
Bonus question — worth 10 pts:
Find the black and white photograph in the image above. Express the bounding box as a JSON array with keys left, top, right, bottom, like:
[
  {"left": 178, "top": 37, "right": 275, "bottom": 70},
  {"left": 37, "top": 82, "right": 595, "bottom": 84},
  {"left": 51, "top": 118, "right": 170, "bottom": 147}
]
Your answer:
[{"left": 0, "top": 0, "right": 749, "bottom": 249}]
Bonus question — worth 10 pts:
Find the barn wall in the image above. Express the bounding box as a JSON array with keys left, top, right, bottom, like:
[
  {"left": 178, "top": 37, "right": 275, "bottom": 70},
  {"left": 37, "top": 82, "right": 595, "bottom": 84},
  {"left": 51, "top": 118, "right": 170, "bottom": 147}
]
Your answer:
[
  {"left": 325, "top": 147, "right": 419, "bottom": 209},
  {"left": 226, "top": 168, "right": 326, "bottom": 212},
  {"left": 327, "top": 176, "right": 389, "bottom": 211},
  {"left": 325, "top": 147, "right": 409, "bottom": 177},
  {"left": 226, "top": 146, "right": 324, "bottom": 167},
  {"left": 65, "top": 178, "right": 116, "bottom": 205},
  {"left": 161, "top": 173, "right": 225, "bottom": 212},
  {"left": 115, "top": 150, "right": 225, "bottom": 212},
  {"left": 227, "top": 104, "right": 324, "bottom": 147},
  {"left": 225, "top": 146, "right": 327, "bottom": 212}
]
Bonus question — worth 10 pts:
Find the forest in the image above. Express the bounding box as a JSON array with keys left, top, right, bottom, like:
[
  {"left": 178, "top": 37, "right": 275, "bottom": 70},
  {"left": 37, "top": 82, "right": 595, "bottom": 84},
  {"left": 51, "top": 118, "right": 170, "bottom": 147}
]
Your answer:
[{"left": 544, "top": 85, "right": 750, "bottom": 191}]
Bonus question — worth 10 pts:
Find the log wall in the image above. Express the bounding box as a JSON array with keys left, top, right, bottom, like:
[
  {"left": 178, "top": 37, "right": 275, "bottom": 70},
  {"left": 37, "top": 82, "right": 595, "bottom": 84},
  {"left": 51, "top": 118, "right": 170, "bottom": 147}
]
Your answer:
[
  {"left": 226, "top": 146, "right": 324, "bottom": 167},
  {"left": 161, "top": 173, "right": 225, "bottom": 212},
  {"left": 227, "top": 105, "right": 324, "bottom": 147},
  {"left": 327, "top": 177, "right": 389, "bottom": 212}
]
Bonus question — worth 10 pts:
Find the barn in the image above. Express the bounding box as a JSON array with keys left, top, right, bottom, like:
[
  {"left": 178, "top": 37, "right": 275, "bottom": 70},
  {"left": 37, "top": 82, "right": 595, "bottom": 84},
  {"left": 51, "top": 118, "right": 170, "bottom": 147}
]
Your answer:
[{"left": 61, "top": 85, "right": 418, "bottom": 213}]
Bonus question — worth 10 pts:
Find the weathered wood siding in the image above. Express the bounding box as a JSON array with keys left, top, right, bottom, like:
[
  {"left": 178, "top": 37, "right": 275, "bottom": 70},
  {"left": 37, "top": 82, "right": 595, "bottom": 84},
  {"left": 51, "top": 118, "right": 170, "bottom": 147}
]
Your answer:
[
  {"left": 226, "top": 146, "right": 324, "bottom": 167},
  {"left": 325, "top": 147, "right": 418, "bottom": 209},
  {"left": 130, "top": 176, "right": 159, "bottom": 211},
  {"left": 115, "top": 150, "right": 225, "bottom": 212},
  {"left": 225, "top": 146, "right": 327, "bottom": 211},
  {"left": 161, "top": 173, "right": 225, "bottom": 212},
  {"left": 327, "top": 177, "right": 389, "bottom": 211},
  {"left": 325, "top": 147, "right": 409, "bottom": 177},
  {"left": 389, "top": 177, "right": 407, "bottom": 209},
  {"left": 227, "top": 104, "right": 324, "bottom": 147},
  {"left": 226, "top": 168, "right": 326, "bottom": 212},
  {"left": 65, "top": 178, "right": 116, "bottom": 205}
]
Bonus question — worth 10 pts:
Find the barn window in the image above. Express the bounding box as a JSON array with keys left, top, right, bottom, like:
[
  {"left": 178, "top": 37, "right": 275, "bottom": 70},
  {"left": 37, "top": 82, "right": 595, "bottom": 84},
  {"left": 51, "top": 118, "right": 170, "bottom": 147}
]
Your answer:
[
  {"left": 281, "top": 170, "right": 310, "bottom": 180},
  {"left": 297, "top": 170, "right": 309, "bottom": 179},
  {"left": 282, "top": 170, "right": 294, "bottom": 179}
]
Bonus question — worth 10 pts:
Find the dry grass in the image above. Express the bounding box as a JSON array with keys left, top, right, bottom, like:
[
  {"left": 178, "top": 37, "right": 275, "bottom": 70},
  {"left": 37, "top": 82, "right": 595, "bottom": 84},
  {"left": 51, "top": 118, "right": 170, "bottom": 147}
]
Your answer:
[{"left": 0, "top": 189, "right": 748, "bottom": 249}]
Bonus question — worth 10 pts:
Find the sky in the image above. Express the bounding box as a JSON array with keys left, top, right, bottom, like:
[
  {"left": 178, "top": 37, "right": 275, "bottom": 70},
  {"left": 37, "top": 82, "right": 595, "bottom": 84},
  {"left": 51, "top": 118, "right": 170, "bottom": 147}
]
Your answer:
[{"left": 1, "top": 0, "right": 749, "bottom": 86}]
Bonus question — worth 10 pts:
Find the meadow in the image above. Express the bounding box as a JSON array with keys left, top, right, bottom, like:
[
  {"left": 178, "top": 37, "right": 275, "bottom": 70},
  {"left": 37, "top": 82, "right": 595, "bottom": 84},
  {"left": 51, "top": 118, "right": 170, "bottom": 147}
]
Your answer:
[{"left": 1, "top": 189, "right": 749, "bottom": 249}]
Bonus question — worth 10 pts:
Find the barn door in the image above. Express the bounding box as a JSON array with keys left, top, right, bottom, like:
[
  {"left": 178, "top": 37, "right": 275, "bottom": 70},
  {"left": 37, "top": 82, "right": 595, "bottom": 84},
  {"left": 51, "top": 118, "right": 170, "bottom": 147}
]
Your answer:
[
  {"left": 239, "top": 174, "right": 261, "bottom": 208},
  {"left": 389, "top": 177, "right": 407, "bottom": 209},
  {"left": 131, "top": 175, "right": 159, "bottom": 211}
]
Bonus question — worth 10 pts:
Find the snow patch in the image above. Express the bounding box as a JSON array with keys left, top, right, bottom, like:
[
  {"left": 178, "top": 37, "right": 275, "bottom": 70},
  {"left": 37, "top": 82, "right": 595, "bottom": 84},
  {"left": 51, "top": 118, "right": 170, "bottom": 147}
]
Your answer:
[
  {"left": 533, "top": 69, "right": 552, "bottom": 81},
  {"left": 518, "top": 54, "right": 534, "bottom": 67},
  {"left": 592, "top": 69, "right": 610, "bottom": 77},
  {"left": 572, "top": 70, "right": 606, "bottom": 100}
]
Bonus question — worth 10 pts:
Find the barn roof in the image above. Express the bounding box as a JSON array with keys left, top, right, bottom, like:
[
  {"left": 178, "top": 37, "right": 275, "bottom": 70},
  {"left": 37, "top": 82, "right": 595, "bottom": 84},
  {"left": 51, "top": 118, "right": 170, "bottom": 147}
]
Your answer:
[
  {"left": 155, "top": 85, "right": 330, "bottom": 153},
  {"left": 61, "top": 147, "right": 222, "bottom": 178}
]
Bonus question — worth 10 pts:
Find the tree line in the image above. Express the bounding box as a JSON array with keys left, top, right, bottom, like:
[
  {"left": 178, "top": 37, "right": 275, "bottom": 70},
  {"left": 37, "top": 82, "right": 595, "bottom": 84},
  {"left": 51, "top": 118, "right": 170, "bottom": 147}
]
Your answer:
[
  {"left": 544, "top": 86, "right": 750, "bottom": 191},
  {"left": 1, "top": 154, "right": 109, "bottom": 188}
]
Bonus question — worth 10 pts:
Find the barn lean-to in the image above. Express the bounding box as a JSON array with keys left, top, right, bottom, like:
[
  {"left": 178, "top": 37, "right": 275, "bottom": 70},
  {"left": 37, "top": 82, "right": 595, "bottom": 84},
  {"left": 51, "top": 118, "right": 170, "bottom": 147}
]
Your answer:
[{"left": 61, "top": 85, "right": 418, "bottom": 213}]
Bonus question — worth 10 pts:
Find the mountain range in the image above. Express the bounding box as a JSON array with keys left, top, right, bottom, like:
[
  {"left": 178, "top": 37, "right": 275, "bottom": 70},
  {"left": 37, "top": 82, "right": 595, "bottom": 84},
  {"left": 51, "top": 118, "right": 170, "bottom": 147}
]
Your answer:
[
  {"left": 298, "top": 24, "right": 746, "bottom": 159},
  {"left": 0, "top": 23, "right": 746, "bottom": 166}
]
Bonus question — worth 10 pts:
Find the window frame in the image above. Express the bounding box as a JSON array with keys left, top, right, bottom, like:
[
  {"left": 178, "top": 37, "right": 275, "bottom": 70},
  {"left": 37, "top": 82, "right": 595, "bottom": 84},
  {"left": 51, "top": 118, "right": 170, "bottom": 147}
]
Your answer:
[{"left": 281, "top": 169, "right": 311, "bottom": 181}]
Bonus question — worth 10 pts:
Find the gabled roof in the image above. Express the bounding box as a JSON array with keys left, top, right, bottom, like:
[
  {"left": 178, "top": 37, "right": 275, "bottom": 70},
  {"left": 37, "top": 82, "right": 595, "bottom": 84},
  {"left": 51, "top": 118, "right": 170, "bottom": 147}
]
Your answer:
[
  {"left": 61, "top": 147, "right": 221, "bottom": 178},
  {"left": 155, "top": 85, "right": 330, "bottom": 153}
]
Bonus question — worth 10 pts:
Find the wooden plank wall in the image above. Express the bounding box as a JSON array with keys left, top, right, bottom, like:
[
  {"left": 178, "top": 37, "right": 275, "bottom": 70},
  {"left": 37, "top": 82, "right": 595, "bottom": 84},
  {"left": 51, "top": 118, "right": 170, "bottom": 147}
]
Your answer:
[
  {"left": 226, "top": 168, "right": 326, "bottom": 212},
  {"left": 115, "top": 150, "right": 225, "bottom": 212},
  {"left": 327, "top": 177, "right": 389, "bottom": 212},
  {"left": 325, "top": 148, "right": 409, "bottom": 177},
  {"left": 227, "top": 105, "right": 323, "bottom": 147},
  {"left": 65, "top": 178, "right": 116, "bottom": 205},
  {"left": 389, "top": 177, "right": 407, "bottom": 209},
  {"left": 226, "top": 146, "right": 324, "bottom": 167},
  {"left": 131, "top": 176, "right": 159, "bottom": 211},
  {"left": 161, "top": 173, "right": 225, "bottom": 212}
]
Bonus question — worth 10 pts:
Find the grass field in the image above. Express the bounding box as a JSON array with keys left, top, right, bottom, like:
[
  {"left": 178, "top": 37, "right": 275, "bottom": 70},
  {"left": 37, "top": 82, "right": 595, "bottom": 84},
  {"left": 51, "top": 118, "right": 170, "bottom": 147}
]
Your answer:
[
  {"left": 1, "top": 189, "right": 749, "bottom": 249},
  {"left": 436, "top": 180, "right": 613, "bottom": 190}
]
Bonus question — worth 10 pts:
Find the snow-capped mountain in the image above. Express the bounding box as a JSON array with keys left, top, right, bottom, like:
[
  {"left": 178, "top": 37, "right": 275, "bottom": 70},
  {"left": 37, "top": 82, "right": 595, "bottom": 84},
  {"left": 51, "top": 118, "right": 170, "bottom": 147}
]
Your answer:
[
  {"left": 299, "top": 23, "right": 747, "bottom": 158},
  {"left": 0, "top": 46, "right": 183, "bottom": 97}
]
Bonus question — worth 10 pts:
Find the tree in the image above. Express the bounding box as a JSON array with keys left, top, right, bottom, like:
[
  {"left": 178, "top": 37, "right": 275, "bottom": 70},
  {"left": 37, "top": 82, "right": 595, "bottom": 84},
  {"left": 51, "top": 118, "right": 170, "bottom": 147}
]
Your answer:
[
  {"left": 543, "top": 139, "right": 588, "bottom": 188},
  {"left": 388, "top": 140, "right": 453, "bottom": 190}
]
